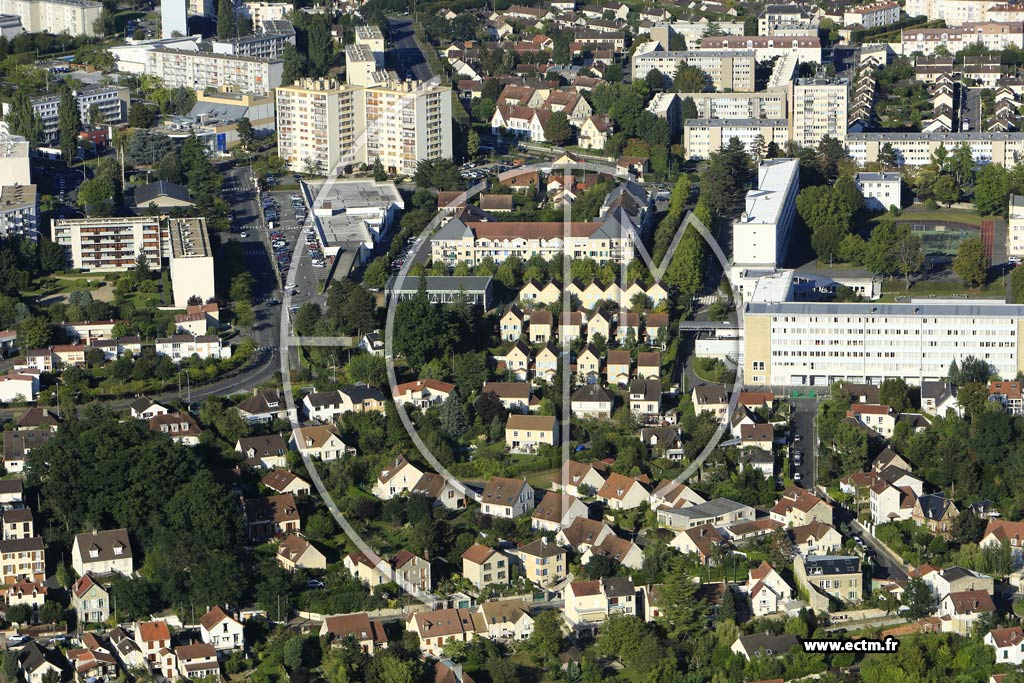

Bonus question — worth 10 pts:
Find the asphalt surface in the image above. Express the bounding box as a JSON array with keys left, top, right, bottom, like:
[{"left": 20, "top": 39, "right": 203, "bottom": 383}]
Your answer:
[
  {"left": 389, "top": 18, "right": 433, "bottom": 81},
  {"left": 789, "top": 397, "right": 818, "bottom": 489}
]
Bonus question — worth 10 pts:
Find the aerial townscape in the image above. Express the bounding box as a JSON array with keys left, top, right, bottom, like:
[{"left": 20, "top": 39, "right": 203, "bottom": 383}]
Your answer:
[{"left": 11, "top": 0, "right": 1024, "bottom": 680}]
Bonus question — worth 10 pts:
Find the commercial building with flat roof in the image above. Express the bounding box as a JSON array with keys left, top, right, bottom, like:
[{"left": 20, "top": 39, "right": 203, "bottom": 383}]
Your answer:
[
  {"left": 386, "top": 276, "right": 495, "bottom": 308},
  {"left": 167, "top": 217, "right": 215, "bottom": 307},
  {"left": 742, "top": 298, "right": 1024, "bottom": 386},
  {"left": 305, "top": 179, "right": 404, "bottom": 260}
]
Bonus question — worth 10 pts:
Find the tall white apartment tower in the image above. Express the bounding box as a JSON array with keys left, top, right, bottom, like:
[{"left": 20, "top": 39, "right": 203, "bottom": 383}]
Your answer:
[
  {"left": 789, "top": 77, "right": 849, "bottom": 148},
  {"left": 161, "top": 0, "right": 188, "bottom": 37}
]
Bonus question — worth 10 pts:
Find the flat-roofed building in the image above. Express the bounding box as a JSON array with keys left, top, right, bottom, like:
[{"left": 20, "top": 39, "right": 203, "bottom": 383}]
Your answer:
[
  {"left": 855, "top": 172, "right": 902, "bottom": 211},
  {"left": 732, "top": 159, "right": 800, "bottom": 271},
  {"left": 386, "top": 275, "right": 494, "bottom": 308},
  {"left": 743, "top": 298, "right": 1024, "bottom": 386},
  {"left": 306, "top": 179, "right": 404, "bottom": 262},
  {"left": 699, "top": 35, "right": 822, "bottom": 63},
  {"left": 52, "top": 217, "right": 168, "bottom": 272},
  {"left": 846, "top": 130, "right": 1024, "bottom": 166},
  {"left": 0, "top": 184, "right": 36, "bottom": 239},
  {"left": 0, "top": 0, "right": 101, "bottom": 35},
  {"left": 681, "top": 91, "right": 788, "bottom": 120},
  {"left": 1010, "top": 194, "right": 1024, "bottom": 257},
  {"left": 146, "top": 48, "right": 283, "bottom": 95},
  {"left": 683, "top": 118, "right": 789, "bottom": 160},
  {"left": 28, "top": 86, "right": 128, "bottom": 142},
  {"left": 845, "top": 1, "right": 900, "bottom": 28},
  {"left": 0, "top": 122, "right": 29, "bottom": 188},
  {"left": 790, "top": 77, "right": 849, "bottom": 147},
  {"left": 631, "top": 46, "right": 756, "bottom": 92},
  {"left": 167, "top": 217, "right": 215, "bottom": 308}
]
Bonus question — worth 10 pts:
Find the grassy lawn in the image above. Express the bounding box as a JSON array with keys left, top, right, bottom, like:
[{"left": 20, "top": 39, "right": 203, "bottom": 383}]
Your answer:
[
  {"left": 525, "top": 468, "right": 558, "bottom": 490},
  {"left": 879, "top": 277, "right": 1006, "bottom": 301}
]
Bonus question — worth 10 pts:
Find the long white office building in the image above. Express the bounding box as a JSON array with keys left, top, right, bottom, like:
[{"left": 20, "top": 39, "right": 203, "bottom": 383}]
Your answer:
[
  {"left": 743, "top": 296, "right": 1024, "bottom": 386},
  {"left": 0, "top": 0, "right": 101, "bottom": 36},
  {"left": 732, "top": 158, "right": 800, "bottom": 271}
]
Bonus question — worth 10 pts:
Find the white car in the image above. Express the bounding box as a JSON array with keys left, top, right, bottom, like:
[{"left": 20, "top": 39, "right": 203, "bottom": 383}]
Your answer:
[{"left": 285, "top": 283, "right": 297, "bottom": 290}]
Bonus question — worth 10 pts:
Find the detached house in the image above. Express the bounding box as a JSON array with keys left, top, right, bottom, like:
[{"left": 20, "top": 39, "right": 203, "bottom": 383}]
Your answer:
[
  {"left": 261, "top": 469, "right": 311, "bottom": 497},
  {"left": 174, "top": 643, "right": 219, "bottom": 680},
  {"left": 198, "top": 606, "right": 244, "bottom": 652},
  {"left": 320, "top": 613, "right": 389, "bottom": 654},
  {"left": 628, "top": 377, "right": 661, "bottom": 420},
  {"left": 519, "top": 280, "right": 561, "bottom": 305},
  {"left": 771, "top": 487, "right": 833, "bottom": 527},
  {"left": 596, "top": 472, "right": 650, "bottom": 510},
  {"left": 72, "top": 529, "right": 133, "bottom": 578},
  {"left": 372, "top": 455, "right": 424, "bottom": 499},
  {"left": 575, "top": 345, "right": 602, "bottom": 382},
  {"left": 236, "top": 435, "right": 288, "bottom": 469},
  {"left": 461, "top": 544, "right": 510, "bottom": 590},
  {"left": 276, "top": 534, "right": 327, "bottom": 572},
  {"left": 393, "top": 379, "right": 456, "bottom": 409},
  {"left": 477, "top": 600, "right": 534, "bottom": 641},
  {"left": 527, "top": 310, "right": 554, "bottom": 343},
  {"left": 846, "top": 404, "right": 896, "bottom": 437},
  {"left": 982, "top": 519, "right": 1024, "bottom": 559},
  {"left": 482, "top": 381, "right": 532, "bottom": 413},
  {"left": 553, "top": 460, "right": 609, "bottom": 498},
  {"left": 302, "top": 390, "right": 345, "bottom": 423},
  {"left": 570, "top": 384, "right": 614, "bottom": 419},
  {"left": 985, "top": 626, "right": 1024, "bottom": 665},
  {"left": 939, "top": 590, "right": 996, "bottom": 634},
  {"left": 516, "top": 537, "right": 567, "bottom": 586},
  {"left": 290, "top": 425, "right": 353, "bottom": 461},
  {"left": 500, "top": 306, "right": 525, "bottom": 341},
  {"left": 563, "top": 576, "right": 636, "bottom": 629},
  {"left": 135, "top": 621, "right": 171, "bottom": 674},
  {"left": 556, "top": 517, "right": 614, "bottom": 552},
  {"left": 148, "top": 412, "right": 202, "bottom": 446},
  {"left": 671, "top": 524, "right": 729, "bottom": 565},
  {"left": 605, "top": 350, "right": 631, "bottom": 386},
  {"left": 72, "top": 574, "right": 109, "bottom": 625},
  {"left": 19, "top": 643, "right": 68, "bottom": 683},
  {"left": 481, "top": 477, "right": 535, "bottom": 517},
  {"left": 338, "top": 384, "right": 387, "bottom": 413},
  {"left": 236, "top": 389, "right": 295, "bottom": 423},
  {"left": 505, "top": 414, "right": 558, "bottom": 453},
  {"left": 531, "top": 492, "right": 588, "bottom": 532},
  {"left": 407, "top": 608, "right": 483, "bottom": 658},
  {"left": 747, "top": 561, "right": 793, "bottom": 617},
  {"left": 692, "top": 384, "right": 729, "bottom": 419},
  {"left": 581, "top": 535, "right": 644, "bottom": 570},
  {"left": 913, "top": 493, "right": 959, "bottom": 536},
  {"left": 242, "top": 494, "right": 301, "bottom": 542}
]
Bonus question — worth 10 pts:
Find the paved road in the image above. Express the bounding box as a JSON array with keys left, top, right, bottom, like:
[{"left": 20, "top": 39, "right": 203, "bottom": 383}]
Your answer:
[
  {"left": 789, "top": 397, "right": 818, "bottom": 489},
  {"left": 389, "top": 18, "right": 433, "bottom": 81},
  {"left": 834, "top": 505, "right": 909, "bottom": 583}
]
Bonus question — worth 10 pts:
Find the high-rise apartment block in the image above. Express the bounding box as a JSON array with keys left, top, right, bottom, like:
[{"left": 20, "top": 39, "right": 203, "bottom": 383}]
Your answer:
[
  {"left": 275, "top": 77, "right": 452, "bottom": 176},
  {"left": 0, "top": 0, "right": 101, "bottom": 36},
  {"left": 29, "top": 86, "right": 129, "bottom": 142},
  {"left": 789, "top": 77, "right": 849, "bottom": 148},
  {"left": 161, "top": 0, "right": 187, "bottom": 37}
]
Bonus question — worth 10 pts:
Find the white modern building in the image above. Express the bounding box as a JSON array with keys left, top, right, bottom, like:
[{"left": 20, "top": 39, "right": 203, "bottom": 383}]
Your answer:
[
  {"left": 27, "top": 86, "right": 129, "bottom": 142},
  {"left": 167, "top": 217, "right": 215, "bottom": 308},
  {"left": 0, "top": 0, "right": 101, "bottom": 36},
  {"left": 844, "top": 1, "right": 901, "bottom": 28},
  {"left": 306, "top": 179, "right": 404, "bottom": 262},
  {"left": 680, "top": 91, "right": 788, "bottom": 120},
  {"left": 699, "top": 35, "right": 822, "bottom": 64},
  {"left": 1009, "top": 194, "right": 1024, "bottom": 258},
  {"left": 146, "top": 48, "right": 283, "bottom": 95},
  {"left": 161, "top": 0, "right": 187, "bottom": 37},
  {"left": 790, "top": 77, "right": 849, "bottom": 147},
  {"left": 732, "top": 159, "right": 800, "bottom": 271},
  {"left": 275, "top": 76, "right": 452, "bottom": 176},
  {"left": 845, "top": 131, "right": 1024, "bottom": 167},
  {"left": 742, "top": 287, "right": 1024, "bottom": 386},
  {"left": 854, "top": 172, "right": 902, "bottom": 211},
  {"left": 0, "top": 123, "right": 29, "bottom": 188},
  {"left": 53, "top": 216, "right": 168, "bottom": 271}
]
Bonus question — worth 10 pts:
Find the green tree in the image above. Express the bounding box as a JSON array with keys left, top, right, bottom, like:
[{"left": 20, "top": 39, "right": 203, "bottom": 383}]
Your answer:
[
  {"left": 953, "top": 236, "right": 988, "bottom": 288},
  {"left": 525, "top": 609, "right": 563, "bottom": 663},
  {"left": 235, "top": 117, "right": 255, "bottom": 151},
  {"left": 4, "top": 603, "right": 31, "bottom": 624},
  {"left": 932, "top": 174, "right": 959, "bottom": 206},
  {"left": 6, "top": 91, "right": 42, "bottom": 146},
  {"left": 217, "top": 0, "right": 234, "bottom": 39},
  {"left": 974, "top": 162, "right": 1010, "bottom": 215},
  {"left": 306, "top": 14, "right": 333, "bottom": 76},
  {"left": 902, "top": 577, "right": 936, "bottom": 618},
  {"left": 16, "top": 316, "right": 51, "bottom": 350},
  {"left": 439, "top": 391, "right": 468, "bottom": 438},
  {"left": 893, "top": 225, "right": 925, "bottom": 290},
  {"left": 58, "top": 86, "right": 82, "bottom": 163},
  {"left": 879, "top": 377, "right": 911, "bottom": 413},
  {"left": 362, "top": 257, "right": 389, "bottom": 289},
  {"left": 657, "top": 557, "right": 707, "bottom": 639},
  {"left": 372, "top": 157, "right": 387, "bottom": 181},
  {"left": 542, "top": 111, "right": 572, "bottom": 146},
  {"left": 644, "top": 68, "right": 666, "bottom": 91},
  {"left": 346, "top": 352, "right": 387, "bottom": 386},
  {"left": 672, "top": 64, "right": 708, "bottom": 92},
  {"left": 833, "top": 175, "right": 865, "bottom": 215}
]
